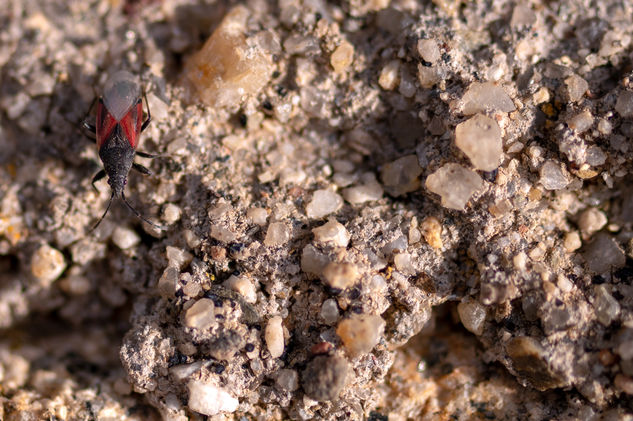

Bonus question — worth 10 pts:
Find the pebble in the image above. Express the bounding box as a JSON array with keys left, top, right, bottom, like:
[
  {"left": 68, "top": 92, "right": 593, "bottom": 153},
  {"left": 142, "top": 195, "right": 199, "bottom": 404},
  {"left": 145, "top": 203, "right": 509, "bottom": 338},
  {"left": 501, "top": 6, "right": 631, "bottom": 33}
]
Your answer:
[
  {"left": 594, "top": 285, "right": 620, "bottom": 326},
  {"left": 302, "top": 355, "right": 350, "bottom": 401},
  {"left": 224, "top": 275, "right": 257, "bottom": 303},
  {"left": 425, "top": 164, "right": 484, "bottom": 211},
  {"left": 322, "top": 262, "right": 359, "bottom": 290},
  {"left": 510, "top": 4, "right": 536, "bottom": 28},
  {"left": 187, "top": 379, "right": 239, "bottom": 416},
  {"left": 455, "top": 114, "right": 503, "bottom": 171},
  {"left": 577, "top": 208, "right": 607, "bottom": 237},
  {"left": 417, "top": 39, "right": 440, "bottom": 63},
  {"left": 265, "top": 316, "right": 285, "bottom": 358},
  {"left": 207, "top": 330, "right": 245, "bottom": 360},
  {"left": 166, "top": 246, "right": 193, "bottom": 270},
  {"left": 31, "top": 244, "right": 66, "bottom": 285},
  {"left": 378, "top": 60, "right": 400, "bottom": 90},
  {"left": 306, "top": 190, "right": 343, "bottom": 219},
  {"left": 583, "top": 233, "right": 626, "bottom": 273},
  {"left": 264, "top": 222, "right": 291, "bottom": 246},
  {"left": 111, "top": 226, "right": 140, "bottom": 250},
  {"left": 343, "top": 181, "right": 384, "bottom": 204},
  {"left": 301, "top": 245, "right": 330, "bottom": 275},
  {"left": 210, "top": 224, "right": 237, "bottom": 243},
  {"left": 460, "top": 82, "right": 516, "bottom": 115},
  {"left": 162, "top": 203, "right": 182, "bottom": 224},
  {"left": 184, "top": 298, "right": 216, "bottom": 331},
  {"left": 336, "top": 314, "right": 385, "bottom": 357},
  {"left": 312, "top": 219, "right": 350, "bottom": 247},
  {"left": 457, "top": 300, "right": 487, "bottom": 335},
  {"left": 59, "top": 274, "right": 92, "bottom": 295},
  {"left": 182, "top": 6, "right": 272, "bottom": 108},
  {"left": 566, "top": 110, "right": 593, "bottom": 132},
  {"left": 614, "top": 374, "right": 633, "bottom": 396},
  {"left": 275, "top": 369, "right": 299, "bottom": 392},
  {"left": 394, "top": 253, "right": 415, "bottom": 274},
  {"left": 380, "top": 155, "right": 423, "bottom": 196},
  {"left": 330, "top": 41, "right": 354, "bottom": 73},
  {"left": 320, "top": 299, "right": 340, "bottom": 325},
  {"left": 157, "top": 266, "right": 179, "bottom": 298},
  {"left": 247, "top": 207, "right": 268, "bottom": 225},
  {"left": 419, "top": 216, "right": 443, "bottom": 249},
  {"left": 539, "top": 160, "right": 570, "bottom": 190},
  {"left": 563, "top": 231, "right": 582, "bottom": 252},
  {"left": 615, "top": 91, "right": 633, "bottom": 118},
  {"left": 184, "top": 230, "right": 201, "bottom": 248},
  {"left": 563, "top": 74, "right": 589, "bottom": 102}
]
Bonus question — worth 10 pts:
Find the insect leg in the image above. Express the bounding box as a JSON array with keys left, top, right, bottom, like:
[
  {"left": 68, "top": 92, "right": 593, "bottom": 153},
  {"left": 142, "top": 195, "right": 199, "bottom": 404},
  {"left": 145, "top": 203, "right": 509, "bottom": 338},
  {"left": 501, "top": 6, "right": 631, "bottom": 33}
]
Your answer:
[
  {"left": 91, "top": 170, "right": 106, "bottom": 192},
  {"left": 121, "top": 191, "right": 164, "bottom": 230},
  {"left": 132, "top": 163, "right": 152, "bottom": 176},
  {"left": 141, "top": 91, "right": 152, "bottom": 132},
  {"left": 89, "top": 191, "right": 115, "bottom": 233},
  {"left": 136, "top": 151, "right": 159, "bottom": 159},
  {"left": 81, "top": 96, "right": 99, "bottom": 140}
]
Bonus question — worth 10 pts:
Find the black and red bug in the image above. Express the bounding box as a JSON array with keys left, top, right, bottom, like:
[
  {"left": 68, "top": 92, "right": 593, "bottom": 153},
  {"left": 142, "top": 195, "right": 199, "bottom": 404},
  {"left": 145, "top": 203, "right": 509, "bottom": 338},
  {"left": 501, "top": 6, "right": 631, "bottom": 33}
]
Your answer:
[{"left": 83, "top": 70, "right": 163, "bottom": 231}]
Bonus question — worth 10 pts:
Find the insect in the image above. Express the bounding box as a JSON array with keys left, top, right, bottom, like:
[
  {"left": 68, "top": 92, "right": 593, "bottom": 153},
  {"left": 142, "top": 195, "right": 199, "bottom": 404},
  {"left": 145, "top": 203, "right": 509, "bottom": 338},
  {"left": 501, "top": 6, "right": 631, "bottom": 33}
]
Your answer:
[{"left": 83, "top": 70, "right": 163, "bottom": 231}]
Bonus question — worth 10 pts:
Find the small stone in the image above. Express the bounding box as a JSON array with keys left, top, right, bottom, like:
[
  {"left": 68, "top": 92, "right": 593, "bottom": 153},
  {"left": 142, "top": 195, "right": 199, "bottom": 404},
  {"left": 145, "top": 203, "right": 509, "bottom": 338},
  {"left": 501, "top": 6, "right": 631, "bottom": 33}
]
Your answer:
[
  {"left": 112, "top": 226, "right": 140, "bottom": 250},
  {"left": 460, "top": 82, "right": 516, "bottom": 115},
  {"left": 417, "top": 39, "right": 440, "bottom": 63},
  {"left": 594, "top": 284, "right": 621, "bottom": 326},
  {"left": 513, "top": 252, "right": 527, "bottom": 271},
  {"left": 265, "top": 316, "right": 284, "bottom": 358},
  {"left": 615, "top": 374, "right": 633, "bottom": 395},
  {"left": 320, "top": 299, "right": 339, "bottom": 325},
  {"left": 312, "top": 219, "right": 350, "bottom": 247},
  {"left": 394, "top": 253, "right": 415, "bottom": 274},
  {"left": 567, "top": 109, "right": 593, "bottom": 132},
  {"left": 247, "top": 207, "right": 268, "bottom": 225},
  {"left": 417, "top": 64, "right": 442, "bottom": 89},
  {"left": 187, "top": 379, "right": 239, "bottom": 416},
  {"left": 563, "top": 74, "right": 589, "bottom": 103},
  {"left": 158, "top": 266, "right": 179, "bottom": 298},
  {"left": 585, "top": 146, "right": 606, "bottom": 166},
  {"left": 510, "top": 4, "right": 536, "bottom": 28},
  {"left": 182, "top": 6, "right": 273, "bottom": 108},
  {"left": 380, "top": 155, "right": 423, "bottom": 196},
  {"left": 457, "top": 299, "right": 487, "bottom": 335},
  {"left": 264, "top": 222, "right": 291, "bottom": 246},
  {"left": 578, "top": 208, "right": 607, "bottom": 237},
  {"left": 506, "top": 336, "right": 566, "bottom": 390},
  {"left": 539, "top": 160, "right": 570, "bottom": 190},
  {"left": 275, "top": 369, "right": 299, "bottom": 392},
  {"left": 301, "top": 245, "right": 330, "bottom": 275},
  {"left": 224, "top": 275, "right": 257, "bottom": 303},
  {"left": 210, "top": 224, "right": 236, "bottom": 243},
  {"left": 59, "top": 274, "right": 92, "bottom": 295},
  {"left": 563, "top": 231, "right": 582, "bottom": 252},
  {"left": 330, "top": 41, "right": 354, "bottom": 73},
  {"left": 162, "top": 203, "right": 182, "bottom": 224},
  {"left": 378, "top": 60, "right": 400, "bottom": 90},
  {"left": 336, "top": 314, "right": 385, "bottom": 357},
  {"left": 419, "top": 216, "right": 443, "bottom": 249},
  {"left": 31, "top": 244, "right": 66, "bottom": 285},
  {"left": 425, "top": 164, "right": 484, "bottom": 211},
  {"left": 343, "top": 182, "right": 384, "bottom": 204},
  {"left": 616, "top": 91, "right": 633, "bottom": 118},
  {"left": 584, "top": 233, "right": 626, "bottom": 273},
  {"left": 207, "top": 330, "right": 245, "bottom": 360},
  {"left": 306, "top": 190, "right": 343, "bottom": 219},
  {"left": 184, "top": 298, "right": 216, "bottom": 331},
  {"left": 597, "top": 119, "right": 612, "bottom": 135},
  {"left": 322, "top": 262, "right": 359, "bottom": 290},
  {"left": 184, "top": 230, "right": 201, "bottom": 248},
  {"left": 302, "top": 355, "right": 350, "bottom": 401},
  {"left": 166, "top": 246, "right": 193, "bottom": 270},
  {"left": 455, "top": 114, "right": 503, "bottom": 171}
]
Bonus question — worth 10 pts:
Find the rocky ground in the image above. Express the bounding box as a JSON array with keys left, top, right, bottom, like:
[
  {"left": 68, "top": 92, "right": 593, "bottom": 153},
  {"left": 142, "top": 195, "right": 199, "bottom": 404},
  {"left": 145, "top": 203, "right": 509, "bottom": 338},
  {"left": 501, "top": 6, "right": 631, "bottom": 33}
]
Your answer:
[{"left": 1, "top": 0, "right": 633, "bottom": 419}]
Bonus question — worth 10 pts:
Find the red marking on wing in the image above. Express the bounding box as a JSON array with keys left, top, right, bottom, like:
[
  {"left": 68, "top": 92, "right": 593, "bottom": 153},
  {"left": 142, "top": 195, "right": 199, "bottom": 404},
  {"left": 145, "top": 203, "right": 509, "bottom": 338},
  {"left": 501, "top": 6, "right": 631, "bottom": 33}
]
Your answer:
[
  {"left": 120, "top": 100, "right": 143, "bottom": 149},
  {"left": 96, "top": 99, "right": 117, "bottom": 149}
]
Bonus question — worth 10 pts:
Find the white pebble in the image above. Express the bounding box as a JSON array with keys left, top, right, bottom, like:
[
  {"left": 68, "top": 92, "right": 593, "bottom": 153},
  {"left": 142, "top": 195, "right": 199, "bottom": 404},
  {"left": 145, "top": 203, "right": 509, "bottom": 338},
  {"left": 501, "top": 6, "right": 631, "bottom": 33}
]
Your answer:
[
  {"left": 224, "top": 275, "right": 257, "bottom": 303},
  {"left": 417, "top": 39, "right": 440, "bottom": 63},
  {"left": 162, "top": 203, "right": 182, "bottom": 224},
  {"left": 184, "top": 298, "right": 216, "bottom": 331},
  {"left": 320, "top": 299, "right": 340, "bottom": 325},
  {"left": 460, "top": 82, "right": 516, "bottom": 115},
  {"left": 336, "top": 314, "right": 385, "bottom": 357},
  {"left": 455, "top": 114, "right": 503, "bottom": 171},
  {"left": 425, "top": 164, "right": 484, "bottom": 210},
  {"left": 539, "top": 160, "right": 569, "bottom": 190},
  {"left": 187, "top": 379, "right": 239, "bottom": 416},
  {"left": 111, "top": 226, "right": 140, "bottom": 250},
  {"left": 306, "top": 190, "right": 343, "bottom": 219},
  {"left": 247, "top": 207, "right": 268, "bottom": 225},
  {"left": 312, "top": 219, "right": 350, "bottom": 247},
  {"left": 578, "top": 208, "right": 607, "bottom": 237},
  {"left": 31, "top": 244, "right": 66, "bottom": 285},
  {"left": 158, "top": 266, "right": 179, "bottom": 298},
  {"left": 166, "top": 246, "right": 193, "bottom": 270},
  {"left": 343, "top": 182, "right": 384, "bottom": 204},
  {"left": 264, "top": 222, "right": 291, "bottom": 246},
  {"left": 322, "top": 262, "right": 359, "bottom": 290},
  {"left": 378, "top": 60, "right": 400, "bottom": 90},
  {"left": 457, "top": 300, "right": 487, "bottom": 335},
  {"left": 265, "top": 316, "right": 284, "bottom": 358}
]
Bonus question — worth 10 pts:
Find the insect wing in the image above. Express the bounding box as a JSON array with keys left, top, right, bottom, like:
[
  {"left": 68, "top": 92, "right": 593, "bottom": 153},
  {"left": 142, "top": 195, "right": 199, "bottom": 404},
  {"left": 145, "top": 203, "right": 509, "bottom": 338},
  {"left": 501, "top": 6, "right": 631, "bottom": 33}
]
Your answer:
[
  {"left": 96, "top": 98, "right": 118, "bottom": 149},
  {"left": 119, "top": 99, "right": 143, "bottom": 149}
]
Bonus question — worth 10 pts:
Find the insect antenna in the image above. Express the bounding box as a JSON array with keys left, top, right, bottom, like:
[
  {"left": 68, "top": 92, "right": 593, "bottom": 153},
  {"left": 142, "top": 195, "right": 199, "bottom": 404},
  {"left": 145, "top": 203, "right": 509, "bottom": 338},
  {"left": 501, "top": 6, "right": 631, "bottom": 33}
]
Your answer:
[
  {"left": 89, "top": 191, "right": 115, "bottom": 233},
  {"left": 121, "top": 191, "right": 164, "bottom": 230}
]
